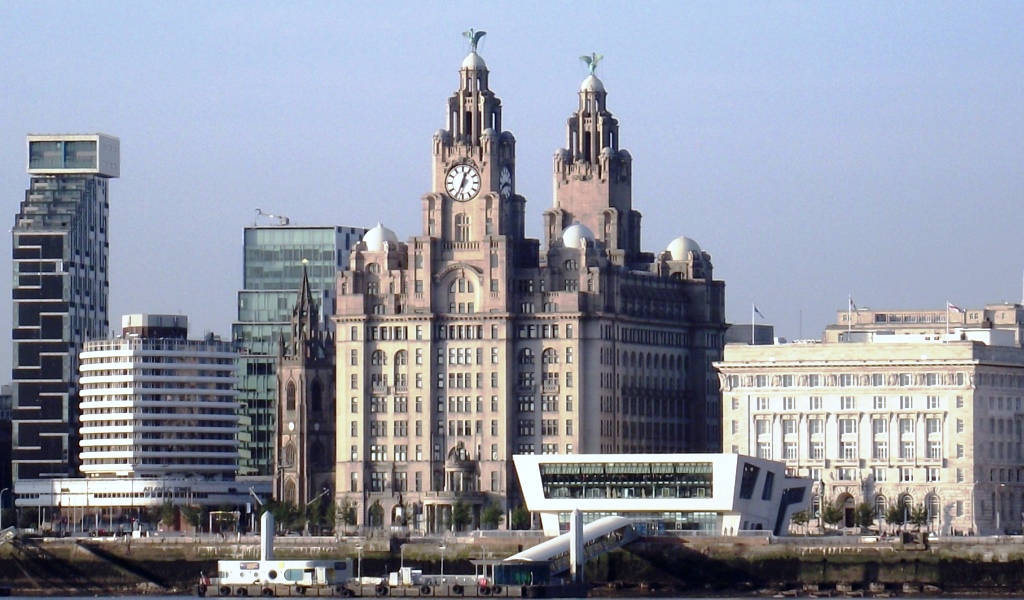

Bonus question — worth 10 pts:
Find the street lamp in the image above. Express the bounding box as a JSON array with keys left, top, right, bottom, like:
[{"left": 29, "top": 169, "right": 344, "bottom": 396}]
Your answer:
[
  {"left": 355, "top": 544, "right": 363, "bottom": 581},
  {"left": 439, "top": 544, "right": 446, "bottom": 578},
  {"left": 0, "top": 488, "right": 9, "bottom": 530},
  {"left": 400, "top": 543, "right": 406, "bottom": 570}
]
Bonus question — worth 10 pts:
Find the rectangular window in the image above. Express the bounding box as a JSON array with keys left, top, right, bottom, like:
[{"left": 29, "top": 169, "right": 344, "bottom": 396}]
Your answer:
[
  {"left": 841, "top": 396, "right": 855, "bottom": 410},
  {"left": 873, "top": 440, "right": 888, "bottom": 460},
  {"left": 900, "top": 395, "right": 913, "bottom": 409},
  {"left": 810, "top": 441, "right": 824, "bottom": 460},
  {"left": 840, "top": 440, "right": 857, "bottom": 459},
  {"left": 900, "top": 441, "right": 915, "bottom": 460},
  {"left": 839, "top": 418, "right": 857, "bottom": 435},
  {"left": 957, "top": 444, "right": 964, "bottom": 458},
  {"left": 873, "top": 396, "right": 886, "bottom": 410},
  {"left": 900, "top": 467, "right": 914, "bottom": 482},
  {"left": 810, "top": 396, "right": 822, "bottom": 410},
  {"left": 783, "top": 397, "right": 795, "bottom": 410},
  {"left": 784, "top": 441, "right": 798, "bottom": 460},
  {"left": 873, "top": 467, "right": 887, "bottom": 482},
  {"left": 808, "top": 418, "right": 823, "bottom": 435},
  {"left": 757, "top": 397, "right": 769, "bottom": 410},
  {"left": 758, "top": 441, "right": 772, "bottom": 459},
  {"left": 927, "top": 395, "right": 940, "bottom": 409}
]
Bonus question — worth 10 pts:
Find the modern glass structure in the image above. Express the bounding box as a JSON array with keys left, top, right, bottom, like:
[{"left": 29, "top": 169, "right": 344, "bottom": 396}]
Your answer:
[
  {"left": 11, "top": 134, "right": 119, "bottom": 481},
  {"left": 514, "top": 453, "right": 812, "bottom": 536},
  {"left": 232, "top": 225, "right": 365, "bottom": 475}
]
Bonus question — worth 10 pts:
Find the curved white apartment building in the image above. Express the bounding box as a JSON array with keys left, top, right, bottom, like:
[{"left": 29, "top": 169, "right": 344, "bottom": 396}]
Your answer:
[{"left": 78, "top": 314, "right": 240, "bottom": 479}]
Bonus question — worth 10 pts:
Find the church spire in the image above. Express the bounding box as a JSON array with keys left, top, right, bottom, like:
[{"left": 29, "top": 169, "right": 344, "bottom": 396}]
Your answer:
[{"left": 291, "top": 263, "right": 320, "bottom": 350}]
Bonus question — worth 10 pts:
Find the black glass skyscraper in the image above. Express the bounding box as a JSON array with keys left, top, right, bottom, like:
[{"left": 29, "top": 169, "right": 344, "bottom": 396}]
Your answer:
[{"left": 11, "top": 134, "right": 118, "bottom": 480}]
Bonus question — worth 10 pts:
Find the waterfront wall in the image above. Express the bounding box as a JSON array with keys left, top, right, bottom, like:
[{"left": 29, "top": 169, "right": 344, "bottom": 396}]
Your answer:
[{"left": 6, "top": 535, "right": 1024, "bottom": 595}]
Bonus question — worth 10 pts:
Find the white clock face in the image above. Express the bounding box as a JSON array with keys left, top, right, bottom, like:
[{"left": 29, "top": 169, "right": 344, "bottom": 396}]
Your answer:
[
  {"left": 288, "top": 422, "right": 295, "bottom": 432},
  {"left": 499, "top": 166, "right": 513, "bottom": 198},
  {"left": 445, "top": 164, "right": 481, "bottom": 201}
]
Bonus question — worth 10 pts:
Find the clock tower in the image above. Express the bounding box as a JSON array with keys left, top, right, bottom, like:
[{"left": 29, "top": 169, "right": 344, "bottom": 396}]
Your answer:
[
  {"left": 424, "top": 30, "right": 525, "bottom": 243},
  {"left": 544, "top": 55, "right": 644, "bottom": 266}
]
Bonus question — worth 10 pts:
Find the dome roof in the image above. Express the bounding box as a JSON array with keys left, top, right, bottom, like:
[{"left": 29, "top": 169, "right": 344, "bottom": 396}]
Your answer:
[
  {"left": 667, "top": 236, "right": 702, "bottom": 261},
  {"left": 562, "top": 222, "right": 595, "bottom": 249},
  {"left": 481, "top": 127, "right": 498, "bottom": 138},
  {"left": 580, "top": 74, "right": 605, "bottom": 93},
  {"left": 462, "top": 51, "right": 486, "bottom": 70},
  {"left": 363, "top": 223, "right": 399, "bottom": 252}
]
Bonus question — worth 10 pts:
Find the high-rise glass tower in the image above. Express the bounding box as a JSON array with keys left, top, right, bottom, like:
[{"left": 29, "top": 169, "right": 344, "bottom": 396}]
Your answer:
[
  {"left": 233, "top": 224, "right": 365, "bottom": 475},
  {"left": 11, "top": 133, "right": 119, "bottom": 481}
]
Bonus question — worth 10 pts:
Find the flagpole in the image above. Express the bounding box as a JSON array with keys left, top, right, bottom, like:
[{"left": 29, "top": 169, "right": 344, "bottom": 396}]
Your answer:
[
  {"left": 751, "top": 303, "right": 755, "bottom": 345},
  {"left": 847, "top": 295, "right": 852, "bottom": 335}
]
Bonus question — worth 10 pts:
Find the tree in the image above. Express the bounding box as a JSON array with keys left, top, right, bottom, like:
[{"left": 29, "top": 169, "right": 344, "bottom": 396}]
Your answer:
[
  {"left": 790, "top": 510, "right": 809, "bottom": 535},
  {"left": 180, "top": 505, "right": 201, "bottom": 530},
  {"left": 909, "top": 503, "right": 928, "bottom": 530},
  {"left": 338, "top": 498, "right": 357, "bottom": 532},
  {"left": 821, "top": 502, "right": 844, "bottom": 530},
  {"left": 269, "top": 500, "right": 301, "bottom": 532},
  {"left": 158, "top": 501, "right": 178, "bottom": 529},
  {"left": 452, "top": 500, "right": 471, "bottom": 531},
  {"left": 885, "top": 499, "right": 909, "bottom": 532},
  {"left": 481, "top": 504, "right": 504, "bottom": 530},
  {"left": 855, "top": 502, "right": 876, "bottom": 532},
  {"left": 510, "top": 506, "right": 531, "bottom": 531}
]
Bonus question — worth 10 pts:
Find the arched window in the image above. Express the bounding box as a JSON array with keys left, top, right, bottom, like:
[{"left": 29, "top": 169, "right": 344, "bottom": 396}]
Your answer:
[
  {"left": 518, "top": 349, "right": 535, "bottom": 365},
  {"left": 284, "top": 443, "right": 297, "bottom": 467},
  {"left": 372, "top": 304, "right": 386, "bottom": 315},
  {"left": 447, "top": 275, "right": 476, "bottom": 314},
  {"left": 395, "top": 350, "right": 407, "bottom": 366},
  {"left": 874, "top": 495, "right": 887, "bottom": 522},
  {"left": 286, "top": 381, "right": 297, "bottom": 411},
  {"left": 371, "top": 350, "right": 387, "bottom": 366},
  {"left": 927, "top": 494, "right": 940, "bottom": 525},
  {"left": 542, "top": 348, "right": 559, "bottom": 365},
  {"left": 367, "top": 263, "right": 381, "bottom": 274},
  {"left": 310, "top": 380, "right": 322, "bottom": 413}
]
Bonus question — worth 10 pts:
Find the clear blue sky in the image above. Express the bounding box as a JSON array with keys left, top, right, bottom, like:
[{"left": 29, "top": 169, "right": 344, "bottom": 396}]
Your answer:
[{"left": 1, "top": 1, "right": 1023, "bottom": 371}]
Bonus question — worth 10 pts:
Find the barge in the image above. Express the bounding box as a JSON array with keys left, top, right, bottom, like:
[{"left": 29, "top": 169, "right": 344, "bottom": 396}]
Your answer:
[{"left": 196, "top": 513, "right": 536, "bottom": 598}]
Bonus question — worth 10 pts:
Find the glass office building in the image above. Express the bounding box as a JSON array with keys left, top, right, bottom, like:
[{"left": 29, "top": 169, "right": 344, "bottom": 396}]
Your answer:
[{"left": 232, "top": 225, "right": 365, "bottom": 475}]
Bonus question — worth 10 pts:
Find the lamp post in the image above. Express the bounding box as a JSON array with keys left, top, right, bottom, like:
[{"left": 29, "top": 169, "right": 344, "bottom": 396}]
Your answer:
[
  {"left": 996, "top": 483, "right": 1007, "bottom": 535},
  {"left": 355, "top": 544, "right": 363, "bottom": 581},
  {"left": 0, "top": 488, "right": 9, "bottom": 530},
  {"left": 400, "top": 543, "right": 406, "bottom": 570},
  {"left": 439, "top": 544, "right": 446, "bottom": 578}
]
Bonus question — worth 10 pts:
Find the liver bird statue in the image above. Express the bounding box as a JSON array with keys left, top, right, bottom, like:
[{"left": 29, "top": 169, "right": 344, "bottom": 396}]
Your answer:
[
  {"left": 463, "top": 29, "right": 487, "bottom": 53},
  {"left": 580, "top": 52, "right": 603, "bottom": 75}
]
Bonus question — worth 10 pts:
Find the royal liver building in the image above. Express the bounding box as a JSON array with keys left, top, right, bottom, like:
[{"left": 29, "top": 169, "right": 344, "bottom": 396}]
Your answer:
[{"left": 334, "top": 33, "right": 726, "bottom": 531}]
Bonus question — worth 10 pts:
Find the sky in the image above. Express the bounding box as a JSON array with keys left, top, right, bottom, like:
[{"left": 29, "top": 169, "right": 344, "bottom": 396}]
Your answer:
[{"left": 1, "top": 1, "right": 1023, "bottom": 372}]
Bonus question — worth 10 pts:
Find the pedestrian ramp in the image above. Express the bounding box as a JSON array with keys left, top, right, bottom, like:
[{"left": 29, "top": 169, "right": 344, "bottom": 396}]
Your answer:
[{"left": 503, "top": 516, "right": 638, "bottom": 575}]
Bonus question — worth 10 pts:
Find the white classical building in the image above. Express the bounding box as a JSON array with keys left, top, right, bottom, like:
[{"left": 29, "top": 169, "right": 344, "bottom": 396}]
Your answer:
[
  {"left": 15, "top": 315, "right": 268, "bottom": 524},
  {"left": 717, "top": 327, "right": 1024, "bottom": 536},
  {"left": 513, "top": 453, "right": 811, "bottom": 536}
]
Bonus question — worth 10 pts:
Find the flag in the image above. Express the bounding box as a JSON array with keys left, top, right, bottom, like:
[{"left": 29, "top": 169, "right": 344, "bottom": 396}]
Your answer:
[
  {"left": 947, "top": 302, "right": 964, "bottom": 314},
  {"left": 849, "top": 296, "right": 857, "bottom": 311},
  {"left": 753, "top": 305, "right": 765, "bottom": 319}
]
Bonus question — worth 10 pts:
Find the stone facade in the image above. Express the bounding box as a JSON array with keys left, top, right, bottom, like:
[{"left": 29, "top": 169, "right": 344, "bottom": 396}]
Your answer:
[
  {"left": 332, "top": 38, "right": 726, "bottom": 532},
  {"left": 717, "top": 337, "right": 1024, "bottom": 535}
]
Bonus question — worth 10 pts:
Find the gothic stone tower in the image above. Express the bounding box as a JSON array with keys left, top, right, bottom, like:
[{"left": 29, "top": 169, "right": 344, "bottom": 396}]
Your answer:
[{"left": 277, "top": 267, "right": 336, "bottom": 508}]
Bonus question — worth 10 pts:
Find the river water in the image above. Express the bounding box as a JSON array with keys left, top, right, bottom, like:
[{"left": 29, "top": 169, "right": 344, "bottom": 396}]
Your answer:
[{"left": 25, "top": 593, "right": 1024, "bottom": 597}]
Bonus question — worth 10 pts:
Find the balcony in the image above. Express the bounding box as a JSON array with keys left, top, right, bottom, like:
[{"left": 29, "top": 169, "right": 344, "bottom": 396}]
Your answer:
[{"left": 423, "top": 490, "right": 487, "bottom": 502}]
